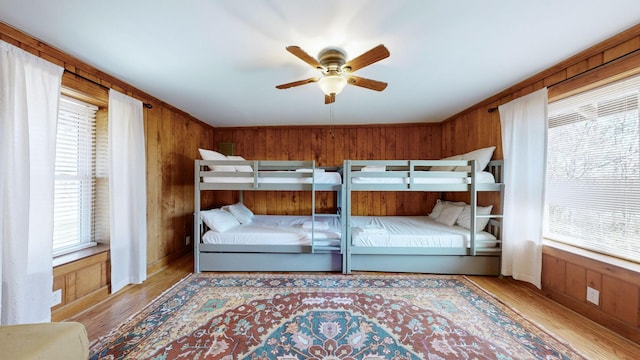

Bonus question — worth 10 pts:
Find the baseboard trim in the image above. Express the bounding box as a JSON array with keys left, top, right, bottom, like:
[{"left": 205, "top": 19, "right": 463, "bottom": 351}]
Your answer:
[
  {"left": 52, "top": 286, "right": 110, "bottom": 322},
  {"left": 146, "top": 248, "right": 192, "bottom": 277}
]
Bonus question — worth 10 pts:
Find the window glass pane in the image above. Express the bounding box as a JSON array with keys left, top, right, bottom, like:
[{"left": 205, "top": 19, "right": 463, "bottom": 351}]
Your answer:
[
  {"left": 53, "top": 95, "right": 98, "bottom": 255},
  {"left": 545, "top": 74, "right": 640, "bottom": 263}
]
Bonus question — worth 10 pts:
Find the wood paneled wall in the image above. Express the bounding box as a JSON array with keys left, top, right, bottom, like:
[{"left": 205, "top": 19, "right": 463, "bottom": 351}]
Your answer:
[
  {"left": 145, "top": 105, "right": 217, "bottom": 274},
  {"left": 442, "top": 24, "right": 640, "bottom": 146},
  {"left": 542, "top": 246, "right": 640, "bottom": 343},
  {"left": 0, "top": 22, "right": 216, "bottom": 290},
  {"left": 52, "top": 248, "right": 110, "bottom": 321},
  {"left": 440, "top": 23, "right": 640, "bottom": 342},
  {"left": 210, "top": 124, "right": 443, "bottom": 216}
]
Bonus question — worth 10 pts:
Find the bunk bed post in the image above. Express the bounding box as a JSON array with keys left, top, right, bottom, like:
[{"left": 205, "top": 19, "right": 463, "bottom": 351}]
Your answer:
[
  {"left": 470, "top": 159, "right": 477, "bottom": 256},
  {"left": 408, "top": 160, "right": 414, "bottom": 189},
  {"left": 311, "top": 161, "right": 316, "bottom": 254},
  {"left": 344, "top": 160, "right": 352, "bottom": 274},
  {"left": 252, "top": 161, "right": 259, "bottom": 189},
  {"left": 340, "top": 174, "right": 347, "bottom": 274},
  {"left": 194, "top": 160, "right": 201, "bottom": 273}
]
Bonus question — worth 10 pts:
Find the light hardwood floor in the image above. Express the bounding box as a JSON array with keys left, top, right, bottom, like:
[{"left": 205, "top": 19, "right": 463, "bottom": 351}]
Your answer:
[
  {"left": 69, "top": 255, "right": 640, "bottom": 359},
  {"left": 470, "top": 276, "right": 640, "bottom": 360}
]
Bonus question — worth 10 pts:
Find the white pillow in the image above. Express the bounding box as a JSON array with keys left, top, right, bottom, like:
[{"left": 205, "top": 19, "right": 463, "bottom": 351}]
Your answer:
[
  {"left": 361, "top": 165, "right": 386, "bottom": 172},
  {"left": 226, "top": 155, "right": 253, "bottom": 172},
  {"left": 200, "top": 209, "right": 240, "bottom": 232},
  {"left": 435, "top": 204, "right": 465, "bottom": 226},
  {"left": 429, "top": 199, "right": 466, "bottom": 219},
  {"left": 222, "top": 202, "right": 254, "bottom": 224},
  {"left": 454, "top": 146, "right": 496, "bottom": 172},
  {"left": 198, "top": 148, "right": 236, "bottom": 172},
  {"left": 456, "top": 205, "right": 494, "bottom": 232},
  {"left": 430, "top": 154, "right": 464, "bottom": 171}
]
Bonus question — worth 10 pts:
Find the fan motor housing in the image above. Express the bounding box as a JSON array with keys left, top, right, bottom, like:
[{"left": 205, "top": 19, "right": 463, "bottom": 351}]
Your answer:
[{"left": 318, "top": 48, "right": 346, "bottom": 71}]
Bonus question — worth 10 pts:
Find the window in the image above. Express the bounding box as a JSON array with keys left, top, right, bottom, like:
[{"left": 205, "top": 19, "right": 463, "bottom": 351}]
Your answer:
[
  {"left": 545, "top": 73, "right": 640, "bottom": 263},
  {"left": 53, "top": 95, "right": 100, "bottom": 256}
]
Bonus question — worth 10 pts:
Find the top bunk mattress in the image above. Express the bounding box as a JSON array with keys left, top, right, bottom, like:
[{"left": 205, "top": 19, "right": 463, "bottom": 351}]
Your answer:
[
  {"left": 202, "top": 214, "right": 342, "bottom": 246},
  {"left": 203, "top": 170, "right": 342, "bottom": 184},
  {"left": 350, "top": 216, "right": 497, "bottom": 248},
  {"left": 350, "top": 171, "right": 495, "bottom": 184}
]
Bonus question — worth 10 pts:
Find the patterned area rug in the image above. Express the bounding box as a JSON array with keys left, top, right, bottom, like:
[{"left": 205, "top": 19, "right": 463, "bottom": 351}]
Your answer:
[{"left": 90, "top": 273, "right": 586, "bottom": 359}]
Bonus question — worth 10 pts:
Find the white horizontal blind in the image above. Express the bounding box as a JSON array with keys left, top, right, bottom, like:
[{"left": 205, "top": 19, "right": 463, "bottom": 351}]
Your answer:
[
  {"left": 53, "top": 95, "right": 99, "bottom": 255},
  {"left": 545, "top": 74, "right": 640, "bottom": 262}
]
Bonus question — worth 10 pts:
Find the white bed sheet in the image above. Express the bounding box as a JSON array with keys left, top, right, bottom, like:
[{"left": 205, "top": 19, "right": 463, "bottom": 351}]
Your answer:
[
  {"left": 204, "top": 170, "right": 342, "bottom": 184},
  {"left": 350, "top": 216, "right": 496, "bottom": 248},
  {"left": 202, "top": 215, "right": 342, "bottom": 246},
  {"left": 351, "top": 171, "right": 495, "bottom": 184}
]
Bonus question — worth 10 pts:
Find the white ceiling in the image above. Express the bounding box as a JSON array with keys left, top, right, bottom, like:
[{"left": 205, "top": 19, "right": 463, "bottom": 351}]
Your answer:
[{"left": 2, "top": 1, "right": 640, "bottom": 127}]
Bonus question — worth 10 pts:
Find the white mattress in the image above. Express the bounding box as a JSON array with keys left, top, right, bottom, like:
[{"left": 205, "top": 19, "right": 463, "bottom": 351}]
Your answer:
[
  {"left": 350, "top": 216, "right": 497, "bottom": 248},
  {"left": 204, "top": 170, "right": 342, "bottom": 184},
  {"left": 202, "top": 215, "right": 342, "bottom": 246},
  {"left": 351, "top": 171, "right": 495, "bottom": 184}
]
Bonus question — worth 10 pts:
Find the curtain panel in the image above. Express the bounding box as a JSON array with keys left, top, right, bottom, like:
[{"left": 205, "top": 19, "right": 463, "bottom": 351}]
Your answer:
[
  {"left": 498, "top": 88, "right": 548, "bottom": 288},
  {"left": 108, "top": 89, "right": 147, "bottom": 293},
  {"left": 0, "top": 40, "right": 63, "bottom": 324}
]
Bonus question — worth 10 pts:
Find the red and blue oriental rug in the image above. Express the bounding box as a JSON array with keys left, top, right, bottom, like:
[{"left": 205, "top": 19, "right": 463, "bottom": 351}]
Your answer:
[{"left": 90, "top": 273, "right": 586, "bottom": 359}]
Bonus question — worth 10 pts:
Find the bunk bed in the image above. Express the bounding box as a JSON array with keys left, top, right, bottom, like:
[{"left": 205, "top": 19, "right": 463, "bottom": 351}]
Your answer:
[
  {"left": 343, "top": 155, "right": 504, "bottom": 275},
  {"left": 194, "top": 156, "right": 346, "bottom": 273}
]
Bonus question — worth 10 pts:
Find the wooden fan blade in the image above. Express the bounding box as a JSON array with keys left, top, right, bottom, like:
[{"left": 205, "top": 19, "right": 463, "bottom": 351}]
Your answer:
[
  {"left": 275, "top": 77, "right": 319, "bottom": 89},
  {"left": 324, "top": 94, "right": 336, "bottom": 104},
  {"left": 346, "top": 75, "right": 388, "bottom": 91},
  {"left": 286, "top": 46, "right": 323, "bottom": 69},
  {"left": 343, "top": 44, "right": 390, "bottom": 72}
]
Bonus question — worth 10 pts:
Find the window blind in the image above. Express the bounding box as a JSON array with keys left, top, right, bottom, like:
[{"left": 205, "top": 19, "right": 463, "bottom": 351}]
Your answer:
[
  {"left": 545, "top": 74, "right": 640, "bottom": 263},
  {"left": 53, "top": 95, "right": 99, "bottom": 255}
]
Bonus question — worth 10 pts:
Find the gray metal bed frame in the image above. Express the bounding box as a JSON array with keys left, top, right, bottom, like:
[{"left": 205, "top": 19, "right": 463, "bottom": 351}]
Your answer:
[
  {"left": 343, "top": 159, "right": 504, "bottom": 275},
  {"left": 194, "top": 159, "right": 346, "bottom": 273}
]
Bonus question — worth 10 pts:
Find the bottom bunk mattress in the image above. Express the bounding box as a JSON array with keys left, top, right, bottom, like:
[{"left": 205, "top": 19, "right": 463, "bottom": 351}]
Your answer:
[
  {"left": 350, "top": 216, "right": 497, "bottom": 248},
  {"left": 202, "top": 214, "right": 342, "bottom": 247}
]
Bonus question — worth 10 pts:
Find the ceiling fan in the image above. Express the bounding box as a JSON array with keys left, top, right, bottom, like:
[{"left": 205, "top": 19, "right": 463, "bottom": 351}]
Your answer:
[{"left": 275, "top": 44, "right": 390, "bottom": 104}]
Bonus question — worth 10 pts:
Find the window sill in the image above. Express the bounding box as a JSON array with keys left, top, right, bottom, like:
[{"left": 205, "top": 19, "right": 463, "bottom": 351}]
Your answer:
[
  {"left": 543, "top": 238, "right": 640, "bottom": 274},
  {"left": 53, "top": 243, "right": 110, "bottom": 268}
]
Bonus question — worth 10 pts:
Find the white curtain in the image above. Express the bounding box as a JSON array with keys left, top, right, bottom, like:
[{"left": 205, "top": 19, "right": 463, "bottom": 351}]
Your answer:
[
  {"left": 0, "top": 41, "right": 63, "bottom": 324},
  {"left": 108, "top": 89, "right": 147, "bottom": 293},
  {"left": 498, "top": 88, "right": 548, "bottom": 288}
]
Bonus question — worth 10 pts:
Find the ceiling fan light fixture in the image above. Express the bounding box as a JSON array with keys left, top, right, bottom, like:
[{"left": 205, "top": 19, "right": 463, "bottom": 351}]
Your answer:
[
  {"left": 277, "top": 44, "right": 389, "bottom": 102},
  {"left": 318, "top": 74, "right": 347, "bottom": 96}
]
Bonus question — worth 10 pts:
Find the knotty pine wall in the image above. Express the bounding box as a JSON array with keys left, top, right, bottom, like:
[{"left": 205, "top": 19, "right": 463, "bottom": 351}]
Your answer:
[
  {"left": 439, "top": 23, "right": 640, "bottom": 343},
  {"left": 210, "top": 124, "right": 443, "bottom": 216}
]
